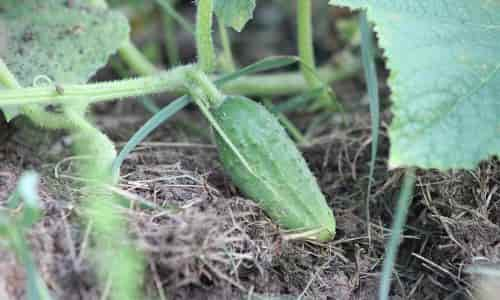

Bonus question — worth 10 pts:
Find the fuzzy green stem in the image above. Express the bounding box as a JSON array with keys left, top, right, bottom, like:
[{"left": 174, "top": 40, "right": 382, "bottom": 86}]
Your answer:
[
  {"left": 297, "top": 0, "right": 335, "bottom": 109},
  {"left": 0, "top": 63, "right": 359, "bottom": 107},
  {"left": 0, "top": 65, "right": 193, "bottom": 107},
  {"left": 196, "top": 0, "right": 216, "bottom": 73},
  {"left": 297, "top": 0, "right": 316, "bottom": 85},
  {"left": 118, "top": 41, "right": 158, "bottom": 76},
  {"left": 217, "top": 21, "right": 236, "bottom": 72},
  {"left": 222, "top": 63, "right": 359, "bottom": 96},
  {"left": 71, "top": 116, "right": 143, "bottom": 300},
  {"left": 186, "top": 68, "right": 223, "bottom": 108},
  {"left": 0, "top": 58, "right": 87, "bottom": 127}
]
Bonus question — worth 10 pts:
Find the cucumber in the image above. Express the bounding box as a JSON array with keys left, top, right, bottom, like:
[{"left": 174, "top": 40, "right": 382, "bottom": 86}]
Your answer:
[{"left": 212, "top": 96, "right": 335, "bottom": 241}]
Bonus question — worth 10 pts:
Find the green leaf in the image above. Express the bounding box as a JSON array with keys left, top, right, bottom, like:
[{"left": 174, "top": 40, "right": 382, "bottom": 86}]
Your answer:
[
  {"left": 330, "top": 0, "right": 500, "bottom": 169},
  {"left": 214, "top": 0, "right": 256, "bottom": 32},
  {"left": 0, "top": 0, "right": 129, "bottom": 120},
  {"left": 0, "top": 0, "right": 129, "bottom": 95}
]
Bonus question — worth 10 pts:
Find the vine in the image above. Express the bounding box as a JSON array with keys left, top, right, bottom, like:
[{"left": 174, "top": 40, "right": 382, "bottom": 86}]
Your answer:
[
  {"left": 196, "top": 0, "right": 216, "bottom": 72},
  {"left": 296, "top": 0, "right": 337, "bottom": 110}
]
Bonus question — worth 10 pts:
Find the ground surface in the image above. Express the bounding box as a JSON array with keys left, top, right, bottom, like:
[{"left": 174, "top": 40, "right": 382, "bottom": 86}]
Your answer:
[
  {"left": 1, "top": 2, "right": 499, "bottom": 300},
  {"left": 3, "top": 109, "right": 499, "bottom": 299}
]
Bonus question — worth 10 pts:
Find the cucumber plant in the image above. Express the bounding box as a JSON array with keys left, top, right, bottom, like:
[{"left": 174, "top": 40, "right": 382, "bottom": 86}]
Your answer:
[
  {"left": 210, "top": 95, "right": 335, "bottom": 240},
  {"left": 4, "top": 0, "right": 487, "bottom": 298},
  {"left": 0, "top": 0, "right": 344, "bottom": 298}
]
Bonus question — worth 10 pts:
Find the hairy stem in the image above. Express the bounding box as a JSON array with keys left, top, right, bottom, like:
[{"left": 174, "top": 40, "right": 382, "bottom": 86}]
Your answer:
[
  {"left": 217, "top": 21, "right": 236, "bottom": 72},
  {"left": 0, "top": 63, "right": 359, "bottom": 107},
  {"left": 0, "top": 58, "right": 87, "bottom": 128},
  {"left": 118, "top": 41, "right": 158, "bottom": 76},
  {"left": 297, "top": 0, "right": 335, "bottom": 109},
  {"left": 0, "top": 65, "right": 193, "bottom": 107},
  {"left": 222, "top": 63, "right": 359, "bottom": 96},
  {"left": 70, "top": 110, "right": 143, "bottom": 300},
  {"left": 186, "top": 68, "right": 223, "bottom": 108},
  {"left": 297, "top": 0, "right": 316, "bottom": 86},
  {"left": 196, "top": 0, "right": 216, "bottom": 72}
]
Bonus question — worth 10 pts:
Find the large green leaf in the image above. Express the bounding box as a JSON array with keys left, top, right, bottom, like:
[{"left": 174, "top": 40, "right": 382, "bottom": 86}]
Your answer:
[
  {"left": 214, "top": 0, "right": 256, "bottom": 32},
  {"left": 330, "top": 0, "right": 500, "bottom": 169},
  {"left": 0, "top": 0, "right": 129, "bottom": 119}
]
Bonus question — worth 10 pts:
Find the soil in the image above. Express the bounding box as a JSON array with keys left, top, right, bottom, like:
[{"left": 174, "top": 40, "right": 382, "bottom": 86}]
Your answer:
[{"left": 1, "top": 2, "right": 499, "bottom": 300}]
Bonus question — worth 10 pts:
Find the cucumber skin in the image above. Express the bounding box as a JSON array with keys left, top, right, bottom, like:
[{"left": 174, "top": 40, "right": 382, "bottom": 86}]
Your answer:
[{"left": 212, "top": 96, "right": 335, "bottom": 241}]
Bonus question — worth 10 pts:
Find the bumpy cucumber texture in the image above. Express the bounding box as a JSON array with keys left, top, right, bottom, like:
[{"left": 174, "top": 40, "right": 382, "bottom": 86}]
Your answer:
[{"left": 212, "top": 96, "right": 335, "bottom": 241}]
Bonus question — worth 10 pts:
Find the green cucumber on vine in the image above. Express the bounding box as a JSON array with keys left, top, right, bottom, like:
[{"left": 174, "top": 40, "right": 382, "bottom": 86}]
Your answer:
[
  {"left": 4, "top": 0, "right": 497, "bottom": 298},
  {"left": 0, "top": 0, "right": 372, "bottom": 297},
  {"left": 212, "top": 96, "right": 335, "bottom": 241},
  {"left": 185, "top": 69, "right": 336, "bottom": 241}
]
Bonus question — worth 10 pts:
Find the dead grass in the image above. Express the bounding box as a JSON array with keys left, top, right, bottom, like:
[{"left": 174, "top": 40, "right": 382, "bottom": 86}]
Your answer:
[{"left": 1, "top": 110, "right": 500, "bottom": 300}]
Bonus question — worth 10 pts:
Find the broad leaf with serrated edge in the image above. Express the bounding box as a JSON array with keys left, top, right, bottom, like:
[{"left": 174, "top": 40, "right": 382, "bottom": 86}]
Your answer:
[
  {"left": 214, "top": 0, "right": 256, "bottom": 32},
  {"left": 0, "top": 0, "right": 129, "bottom": 120},
  {"left": 330, "top": 0, "right": 500, "bottom": 169}
]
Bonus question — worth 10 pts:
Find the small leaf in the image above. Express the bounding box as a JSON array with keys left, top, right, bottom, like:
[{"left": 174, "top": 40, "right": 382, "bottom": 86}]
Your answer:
[{"left": 214, "top": 0, "right": 256, "bottom": 32}]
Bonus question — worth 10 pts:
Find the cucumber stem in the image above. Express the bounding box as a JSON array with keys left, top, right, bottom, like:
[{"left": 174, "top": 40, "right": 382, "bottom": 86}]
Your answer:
[
  {"left": 223, "top": 63, "right": 358, "bottom": 96},
  {"left": 297, "top": 0, "right": 337, "bottom": 109},
  {"left": 0, "top": 65, "right": 193, "bottom": 107},
  {"left": 186, "top": 68, "right": 224, "bottom": 108},
  {"left": 217, "top": 21, "right": 236, "bottom": 72},
  {"left": 297, "top": 0, "right": 316, "bottom": 85},
  {"left": 0, "top": 61, "right": 359, "bottom": 108},
  {"left": 118, "top": 41, "right": 158, "bottom": 76},
  {"left": 196, "top": 0, "right": 216, "bottom": 73}
]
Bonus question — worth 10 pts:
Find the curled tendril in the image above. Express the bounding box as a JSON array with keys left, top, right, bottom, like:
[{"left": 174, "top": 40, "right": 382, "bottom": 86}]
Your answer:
[{"left": 32, "top": 75, "right": 54, "bottom": 87}]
